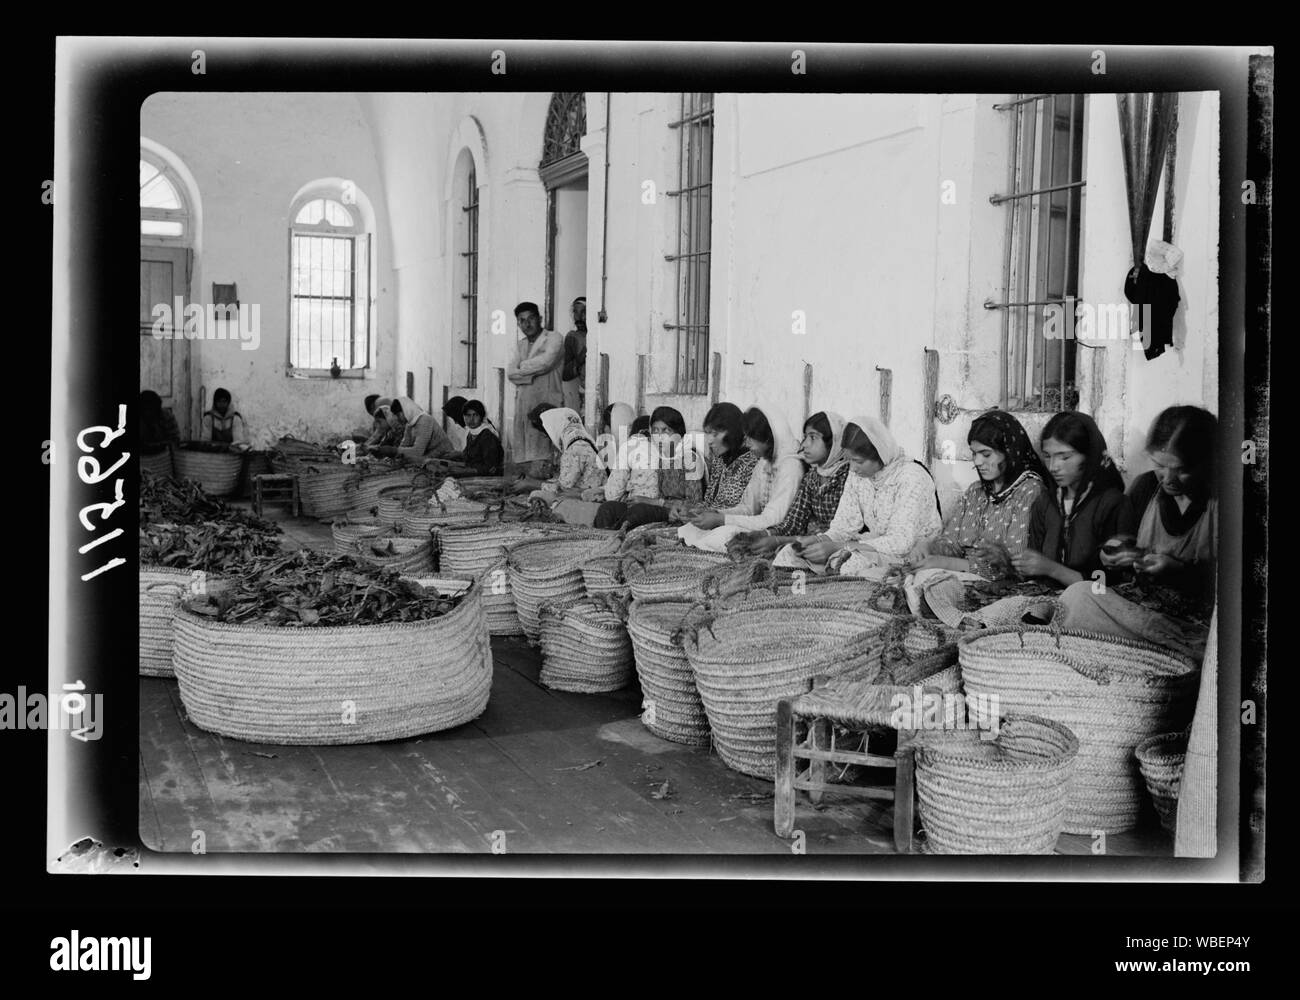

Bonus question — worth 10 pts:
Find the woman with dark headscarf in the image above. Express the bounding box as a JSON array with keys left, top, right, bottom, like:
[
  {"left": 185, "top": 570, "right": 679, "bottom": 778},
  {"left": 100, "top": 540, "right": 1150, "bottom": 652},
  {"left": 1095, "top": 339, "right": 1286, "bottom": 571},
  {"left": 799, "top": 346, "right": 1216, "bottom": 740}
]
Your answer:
[
  {"left": 1056, "top": 405, "right": 1218, "bottom": 660},
  {"left": 910, "top": 409, "right": 1049, "bottom": 576},
  {"left": 1012, "top": 410, "right": 1127, "bottom": 585}
]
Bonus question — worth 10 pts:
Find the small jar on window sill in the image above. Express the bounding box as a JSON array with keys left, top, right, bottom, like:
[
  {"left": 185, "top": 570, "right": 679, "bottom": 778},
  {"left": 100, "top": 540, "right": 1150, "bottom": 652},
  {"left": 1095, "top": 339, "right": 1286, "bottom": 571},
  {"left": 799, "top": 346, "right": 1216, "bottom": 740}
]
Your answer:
[{"left": 330, "top": 358, "right": 342, "bottom": 378}]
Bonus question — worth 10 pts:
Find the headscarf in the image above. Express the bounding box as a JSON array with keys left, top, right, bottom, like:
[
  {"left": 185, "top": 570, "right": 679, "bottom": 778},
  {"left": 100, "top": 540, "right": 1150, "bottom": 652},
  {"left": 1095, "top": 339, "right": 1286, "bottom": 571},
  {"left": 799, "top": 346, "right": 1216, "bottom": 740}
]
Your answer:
[
  {"left": 443, "top": 396, "right": 467, "bottom": 428},
  {"left": 808, "top": 410, "right": 848, "bottom": 478},
  {"left": 748, "top": 401, "right": 800, "bottom": 465},
  {"left": 374, "top": 396, "right": 394, "bottom": 412},
  {"left": 601, "top": 402, "right": 636, "bottom": 469},
  {"left": 845, "top": 414, "right": 903, "bottom": 469},
  {"left": 539, "top": 407, "right": 595, "bottom": 453},
  {"left": 387, "top": 396, "right": 425, "bottom": 434},
  {"left": 967, "top": 409, "right": 1049, "bottom": 502}
]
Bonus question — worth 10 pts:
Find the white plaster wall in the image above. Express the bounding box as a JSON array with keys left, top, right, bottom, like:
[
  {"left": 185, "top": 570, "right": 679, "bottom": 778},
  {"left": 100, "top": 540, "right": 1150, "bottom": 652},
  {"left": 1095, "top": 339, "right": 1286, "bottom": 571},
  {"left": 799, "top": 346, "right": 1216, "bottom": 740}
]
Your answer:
[{"left": 140, "top": 92, "right": 395, "bottom": 448}]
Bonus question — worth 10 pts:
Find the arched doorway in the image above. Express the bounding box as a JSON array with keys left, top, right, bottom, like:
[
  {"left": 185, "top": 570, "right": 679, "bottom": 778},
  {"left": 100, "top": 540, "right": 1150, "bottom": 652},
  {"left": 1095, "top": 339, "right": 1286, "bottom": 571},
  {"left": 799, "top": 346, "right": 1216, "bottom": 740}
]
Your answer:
[{"left": 540, "top": 93, "right": 588, "bottom": 337}]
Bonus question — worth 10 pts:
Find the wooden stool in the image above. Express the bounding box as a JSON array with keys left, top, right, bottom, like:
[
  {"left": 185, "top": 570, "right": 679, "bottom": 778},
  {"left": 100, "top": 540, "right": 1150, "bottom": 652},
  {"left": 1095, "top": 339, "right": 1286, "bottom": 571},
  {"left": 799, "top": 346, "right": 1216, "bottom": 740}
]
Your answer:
[
  {"left": 253, "top": 473, "right": 299, "bottom": 517},
  {"left": 773, "top": 646, "right": 960, "bottom": 853}
]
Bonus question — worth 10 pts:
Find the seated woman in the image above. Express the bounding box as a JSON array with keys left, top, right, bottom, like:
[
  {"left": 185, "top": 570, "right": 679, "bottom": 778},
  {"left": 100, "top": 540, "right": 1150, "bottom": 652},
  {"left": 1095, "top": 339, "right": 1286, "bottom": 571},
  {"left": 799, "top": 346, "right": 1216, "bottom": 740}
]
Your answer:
[
  {"left": 526, "top": 407, "right": 606, "bottom": 519},
  {"left": 372, "top": 396, "right": 457, "bottom": 466},
  {"left": 678, "top": 405, "right": 804, "bottom": 553},
  {"left": 814, "top": 415, "right": 944, "bottom": 576},
  {"left": 733, "top": 411, "right": 850, "bottom": 562},
  {"left": 1009, "top": 410, "right": 1127, "bottom": 586},
  {"left": 140, "top": 390, "right": 181, "bottom": 454},
  {"left": 1056, "top": 405, "right": 1218, "bottom": 660},
  {"left": 442, "top": 395, "right": 469, "bottom": 452},
  {"left": 599, "top": 409, "right": 658, "bottom": 503},
  {"left": 907, "top": 409, "right": 1049, "bottom": 578},
  {"left": 199, "top": 388, "right": 248, "bottom": 446},
  {"left": 594, "top": 406, "right": 706, "bottom": 529},
  {"left": 361, "top": 395, "right": 397, "bottom": 451},
  {"left": 437, "top": 399, "right": 504, "bottom": 476}
]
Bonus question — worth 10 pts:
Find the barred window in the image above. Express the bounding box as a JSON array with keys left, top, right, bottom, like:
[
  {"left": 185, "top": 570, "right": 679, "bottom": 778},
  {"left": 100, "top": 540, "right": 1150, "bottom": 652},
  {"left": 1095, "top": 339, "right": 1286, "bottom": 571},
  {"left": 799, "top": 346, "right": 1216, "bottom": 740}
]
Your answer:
[
  {"left": 460, "top": 165, "right": 480, "bottom": 388},
  {"left": 288, "top": 193, "right": 371, "bottom": 372},
  {"left": 988, "top": 94, "right": 1086, "bottom": 411},
  {"left": 665, "top": 93, "right": 714, "bottom": 395}
]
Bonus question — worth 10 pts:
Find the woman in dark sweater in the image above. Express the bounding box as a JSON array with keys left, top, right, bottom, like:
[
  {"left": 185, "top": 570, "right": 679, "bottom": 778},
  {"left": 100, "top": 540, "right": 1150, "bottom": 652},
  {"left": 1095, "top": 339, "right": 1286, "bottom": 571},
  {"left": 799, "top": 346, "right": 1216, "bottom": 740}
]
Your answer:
[
  {"left": 1057, "top": 405, "right": 1218, "bottom": 660},
  {"left": 1013, "top": 410, "right": 1127, "bottom": 585},
  {"left": 440, "top": 399, "right": 504, "bottom": 475}
]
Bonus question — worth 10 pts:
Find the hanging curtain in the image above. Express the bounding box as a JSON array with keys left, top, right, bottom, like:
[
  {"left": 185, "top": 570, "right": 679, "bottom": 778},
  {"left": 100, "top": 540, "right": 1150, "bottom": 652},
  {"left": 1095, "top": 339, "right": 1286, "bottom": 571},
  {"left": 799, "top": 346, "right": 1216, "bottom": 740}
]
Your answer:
[{"left": 1117, "top": 93, "right": 1180, "bottom": 360}]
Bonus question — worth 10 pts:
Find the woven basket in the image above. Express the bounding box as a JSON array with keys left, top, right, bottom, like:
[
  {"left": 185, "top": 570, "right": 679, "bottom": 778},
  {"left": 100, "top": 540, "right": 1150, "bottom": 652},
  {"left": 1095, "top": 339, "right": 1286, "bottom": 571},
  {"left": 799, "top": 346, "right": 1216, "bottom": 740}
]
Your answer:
[
  {"left": 681, "top": 605, "right": 953, "bottom": 778},
  {"left": 375, "top": 484, "right": 416, "bottom": 527},
  {"left": 331, "top": 517, "right": 388, "bottom": 554},
  {"left": 958, "top": 626, "right": 1199, "bottom": 834},
  {"left": 619, "top": 521, "right": 687, "bottom": 553},
  {"left": 171, "top": 580, "right": 493, "bottom": 745},
  {"left": 296, "top": 461, "right": 356, "bottom": 519},
  {"left": 740, "top": 574, "right": 889, "bottom": 612},
  {"left": 439, "top": 521, "right": 597, "bottom": 636},
  {"left": 627, "top": 599, "right": 712, "bottom": 746},
  {"left": 454, "top": 476, "right": 510, "bottom": 497},
  {"left": 140, "top": 449, "right": 174, "bottom": 478},
  {"left": 582, "top": 554, "right": 627, "bottom": 599},
  {"left": 622, "top": 548, "right": 732, "bottom": 603},
  {"left": 348, "top": 530, "right": 435, "bottom": 574},
  {"left": 344, "top": 469, "right": 416, "bottom": 519},
  {"left": 538, "top": 598, "right": 635, "bottom": 693},
  {"left": 1135, "top": 731, "right": 1187, "bottom": 834},
  {"left": 174, "top": 448, "right": 243, "bottom": 497},
  {"left": 507, "top": 533, "right": 623, "bottom": 644},
  {"left": 915, "top": 713, "right": 1080, "bottom": 854},
  {"left": 139, "top": 567, "right": 230, "bottom": 678},
  {"left": 403, "top": 497, "right": 491, "bottom": 538}
]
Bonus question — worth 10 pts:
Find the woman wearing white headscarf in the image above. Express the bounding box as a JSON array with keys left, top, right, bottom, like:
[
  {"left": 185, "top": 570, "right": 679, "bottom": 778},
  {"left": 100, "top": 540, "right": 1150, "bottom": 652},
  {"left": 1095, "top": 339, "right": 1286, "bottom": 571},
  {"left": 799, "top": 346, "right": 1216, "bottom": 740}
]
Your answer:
[
  {"left": 374, "top": 396, "right": 458, "bottom": 466},
  {"left": 822, "top": 415, "right": 943, "bottom": 577},
  {"left": 524, "top": 407, "right": 607, "bottom": 525},
  {"left": 678, "top": 403, "right": 805, "bottom": 553}
]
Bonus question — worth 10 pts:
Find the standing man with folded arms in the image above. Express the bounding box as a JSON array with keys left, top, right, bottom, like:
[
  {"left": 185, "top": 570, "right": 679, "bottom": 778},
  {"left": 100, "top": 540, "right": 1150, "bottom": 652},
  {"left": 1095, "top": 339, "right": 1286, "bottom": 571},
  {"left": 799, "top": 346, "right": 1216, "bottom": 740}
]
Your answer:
[{"left": 506, "top": 300, "right": 564, "bottom": 479}]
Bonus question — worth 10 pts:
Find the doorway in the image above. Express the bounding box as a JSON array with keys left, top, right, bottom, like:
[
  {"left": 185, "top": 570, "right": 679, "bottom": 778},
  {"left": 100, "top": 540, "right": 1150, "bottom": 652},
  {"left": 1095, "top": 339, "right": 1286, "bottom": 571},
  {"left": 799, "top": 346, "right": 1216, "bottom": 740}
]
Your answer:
[
  {"left": 540, "top": 92, "right": 589, "bottom": 336},
  {"left": 140, "top": 244, "right": 193, "bottom": 439}
]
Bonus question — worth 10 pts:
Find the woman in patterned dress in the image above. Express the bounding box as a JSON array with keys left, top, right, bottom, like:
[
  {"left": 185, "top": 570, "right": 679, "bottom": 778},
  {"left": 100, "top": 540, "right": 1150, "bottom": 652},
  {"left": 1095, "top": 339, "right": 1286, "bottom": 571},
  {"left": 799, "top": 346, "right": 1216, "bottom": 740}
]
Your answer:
[{"left": 908, "top": 409, "right": 1049, "bottom": 578}]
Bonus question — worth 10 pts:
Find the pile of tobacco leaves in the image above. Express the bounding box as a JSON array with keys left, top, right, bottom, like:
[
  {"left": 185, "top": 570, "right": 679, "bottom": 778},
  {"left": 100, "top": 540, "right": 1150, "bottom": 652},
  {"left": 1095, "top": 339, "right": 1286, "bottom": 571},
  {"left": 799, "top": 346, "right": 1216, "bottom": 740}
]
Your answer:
[
  {"left": 1113, "top": 577, "right": 1213, "bottom": 628},
  {"left": 184, "top": 548, "right": 461, "bottom": 627},
  {"left": 139, "top": 472, "right": 284, "bottom": 573},
  {"left": 960, "top": 576, "right": 1058, "bottom": 612}
]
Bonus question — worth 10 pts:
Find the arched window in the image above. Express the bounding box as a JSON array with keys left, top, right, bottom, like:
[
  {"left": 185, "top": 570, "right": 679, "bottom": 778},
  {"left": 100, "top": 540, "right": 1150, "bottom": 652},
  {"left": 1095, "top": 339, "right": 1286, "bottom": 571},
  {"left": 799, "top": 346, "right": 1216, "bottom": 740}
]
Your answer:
[
  {"left": 451, "top": 152, "right": 480, "bottom": 388},
  {"left": 539, "top": 92, "right": 586, "bottom": 182},
  {"left": 140, "top": 153, "right": 190, "bottom": 240},
  {"left": 288, "top": 188, "right": 372, "bottom": 372}
]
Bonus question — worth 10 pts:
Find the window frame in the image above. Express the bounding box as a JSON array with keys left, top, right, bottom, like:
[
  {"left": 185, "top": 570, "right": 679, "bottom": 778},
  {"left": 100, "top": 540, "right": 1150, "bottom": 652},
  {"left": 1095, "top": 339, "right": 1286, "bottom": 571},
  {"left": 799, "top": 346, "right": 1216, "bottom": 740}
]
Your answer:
[
  {"left": 139, "top": 152, "right": 190, "bottom": 246},
  {"left": 663, "top": 92, "right": 715, "bottom": 396},
  {"left": 286, "top": 192, "right": 372, "bottom": 378},
  {"left": 459, "top": 165, "right": 480, "bottom": 389},
  {"left": 986, "top": 93, "right": 1087, "bottom": 412}
]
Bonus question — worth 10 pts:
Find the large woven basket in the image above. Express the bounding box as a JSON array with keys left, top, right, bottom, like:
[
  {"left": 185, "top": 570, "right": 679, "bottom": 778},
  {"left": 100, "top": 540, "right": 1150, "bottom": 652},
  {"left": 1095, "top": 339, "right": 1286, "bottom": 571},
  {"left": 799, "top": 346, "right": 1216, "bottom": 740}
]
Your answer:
[
  {"left": 295, "top": 461, "right": 356, "bottom": 519},
  {"left": 958, "top": 626, "right": 1199, "bottom": 834},
  {"left": 171, "top": 579, "right": 493, "bottom": 744},
  {"left": 622, "top": 548, "right": 732, "bottom": 603},
  {"left": 915, "top": 713, "right": 1080, "bottom": 854},
  {"left": 140, "top": 449, "right": 173, "bottom": 478},
  {"left": 627, "top": 599, "right": 712, "bottom": 746},
  {"left": 403, "top": 497, "right": 491, "bottom": 538},
  {"left": 582, "top": 554, "right": 627, "bottom": 599},
  {"left": 738, "top": 574, "right": 889, "bottom": 612},
  {"left": 173, "top": 448, "right": 243, "bottom": 497},
  {"left": 347, "top": 530, "right": 435, "bottom": 575},
  {"left": 439, "top": 521, "right": 597, "bottom": 636},
  {"left": 681, "top": 605, "right": 953, "bottom": 778},
  {"left": 344, "top": 469, "right": 416, "bottom": 519},
  {"left": 1135, "top": 731, "right": 1188, "bottom": 834},
  {"left": 331, "top": 516, "right": 388, "bottom": 554},
  {"left": 538, "top": 598, "right": 635, "bottom": 693},
  {"left": 375, "top": 484, "right": 417, "bottom": 526},
  {"left": 507, "top": 533, "right": 622, "bottom": 644},
  {"left": 139, "top": 567, "right": 229, "bottom": 678}
]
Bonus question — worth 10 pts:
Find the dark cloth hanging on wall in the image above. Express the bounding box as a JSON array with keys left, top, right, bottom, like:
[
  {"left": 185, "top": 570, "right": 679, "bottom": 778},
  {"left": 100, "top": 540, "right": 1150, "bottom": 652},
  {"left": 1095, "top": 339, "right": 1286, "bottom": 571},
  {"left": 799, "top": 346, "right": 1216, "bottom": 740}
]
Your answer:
[
  {"left": 1116, "top": 93, "right": 1180, "bottom": 361},
  {"left": 1124, "top": 263, "right": 1181, "bottom": 360}
]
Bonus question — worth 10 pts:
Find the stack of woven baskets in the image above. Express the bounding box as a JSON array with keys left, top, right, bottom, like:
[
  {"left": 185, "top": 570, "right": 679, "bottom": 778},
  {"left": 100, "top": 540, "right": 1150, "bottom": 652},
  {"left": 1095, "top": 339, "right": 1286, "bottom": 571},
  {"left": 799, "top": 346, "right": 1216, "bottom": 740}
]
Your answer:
[
  {"left": 538, "top": 597, "right": 635, "bottom": 693},
  {"left": 506, "top": 532, "right": 622, "bottom": 644},
  {"left": 170, "top": 579, "right": 494, "bottom": 744},
  {"left": 958, "top": 625, "right": 1199, "bottom": 834},
  {"left": 439, "top": 521, "right": 598, "bottom": 635},
  {"left": 914, "top": 713, "right": 1080, "bottom": 854},
  {"left": 626, "top": 599, "right": 712, "bottom": 746}
]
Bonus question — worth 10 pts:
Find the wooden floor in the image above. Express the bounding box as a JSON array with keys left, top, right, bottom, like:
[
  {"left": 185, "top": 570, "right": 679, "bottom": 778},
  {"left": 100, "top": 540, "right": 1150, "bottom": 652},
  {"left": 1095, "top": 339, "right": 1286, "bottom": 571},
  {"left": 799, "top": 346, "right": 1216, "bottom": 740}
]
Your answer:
[{"left": 139, "top": 504, "right": 1173, "bottom": 857}]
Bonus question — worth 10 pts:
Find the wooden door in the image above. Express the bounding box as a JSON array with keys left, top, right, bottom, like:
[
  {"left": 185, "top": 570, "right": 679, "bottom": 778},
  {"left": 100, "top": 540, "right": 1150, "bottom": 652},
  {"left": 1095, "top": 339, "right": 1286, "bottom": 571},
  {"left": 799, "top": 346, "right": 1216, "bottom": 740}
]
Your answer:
[{"left": 140, "top": 245, "right": 192, "bottom": 439}]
